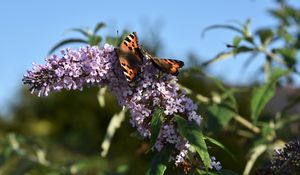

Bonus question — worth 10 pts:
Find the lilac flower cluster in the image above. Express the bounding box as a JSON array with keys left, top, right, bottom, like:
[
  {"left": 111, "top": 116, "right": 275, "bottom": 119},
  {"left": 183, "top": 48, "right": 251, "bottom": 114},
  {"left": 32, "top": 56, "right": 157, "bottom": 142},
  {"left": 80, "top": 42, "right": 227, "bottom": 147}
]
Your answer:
[
  {"left": 210, "top": 156, "right": 222, "bottom": 171},
  {"left": 23, "top": 44, "right": 204, "bottom": 167},
  {"left": 23, "top": 44, "right": 114, "bottom": 96}
]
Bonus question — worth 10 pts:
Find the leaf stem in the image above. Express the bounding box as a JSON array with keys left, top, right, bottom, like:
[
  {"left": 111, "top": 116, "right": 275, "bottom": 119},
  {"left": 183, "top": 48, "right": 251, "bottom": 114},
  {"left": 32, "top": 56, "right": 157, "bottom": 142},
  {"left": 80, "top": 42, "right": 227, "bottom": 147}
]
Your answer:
[{"left": 233, "top": 114, "right": 261, "bottom": 134}]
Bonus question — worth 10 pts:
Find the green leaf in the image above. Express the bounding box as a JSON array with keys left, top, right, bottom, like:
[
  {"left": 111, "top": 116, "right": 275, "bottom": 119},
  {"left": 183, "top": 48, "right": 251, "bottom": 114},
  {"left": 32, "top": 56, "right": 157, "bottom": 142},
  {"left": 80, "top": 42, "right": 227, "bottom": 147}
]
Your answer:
[
  {"left": 256, "top": 29, "right": 274, "bottom": 46},
  {"left": 88, "top": 35, "right": 101, "bottom": 46},
  {"left": 261, "top": 122, "right": 275, "bottom": 140},
  {"left": 222, "top": 89, "right": 239, "bottom": 112},
  {"left": 250, "top": 83, "right": 275, "bottom": 123},
  {"left": 208, "top": 77, "right": 238, "bottom": 111},
  {"left": 48, "top": 39, "right": 88, "bottom": 54},
  {"left": 202, "top": 25, "right": 243, "bottom": 38},
  {"left": 250, "top": 68, "right": 288, "bottom": 122},
  {"left": 204, "top": 136, "right": 235, "bottom": 160},
  {"left": 67, "top": 28, "right": 91, "bottom": 38},
  {"left": 234, "top": 46, "right": 254, "bottom": 54},
  {"left": 150, "top": 108, "right": 165, "bottom": 149},
  {"left": 232, "top": 36, "right": 242, "bottom": 46},
  {"left": 207, "top": 105, "right": 235, "bottom": 126},
  {"left": 273, "top": 48, "right": 297, "bottom": 69},
  {"left": 106, "top": 36, "right": 122, "bottom": 47},
  {"left": 202, "top": 51, "right": 234, "bottom": 66},
  {"left": 275, "top": 115, "right": 300, "bottom": 130},
  {"left": 269, "top": 68, "right": 289, "bottom": 81},
  {"left": 93, "top": 22, "right": 106, "bottom": 34},
  {"left": 210, "top": 77, "right": 226, "bottom": 92},
  {"left": 243, "top": 19, "right": 251, "bottom": 37},
  {"left": 146, "top": 147, "right": 171, "bottom": 175},
  {"left": 175, "top": 115, "right": 211, "bottom": 169}
]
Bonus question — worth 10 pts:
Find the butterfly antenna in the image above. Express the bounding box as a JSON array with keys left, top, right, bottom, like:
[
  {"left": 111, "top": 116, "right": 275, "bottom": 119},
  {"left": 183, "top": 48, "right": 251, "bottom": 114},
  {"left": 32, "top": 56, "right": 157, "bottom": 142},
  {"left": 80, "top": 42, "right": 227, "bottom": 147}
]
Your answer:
[{"left": 113, "top": 30, "right": 120, "bottom": 47}]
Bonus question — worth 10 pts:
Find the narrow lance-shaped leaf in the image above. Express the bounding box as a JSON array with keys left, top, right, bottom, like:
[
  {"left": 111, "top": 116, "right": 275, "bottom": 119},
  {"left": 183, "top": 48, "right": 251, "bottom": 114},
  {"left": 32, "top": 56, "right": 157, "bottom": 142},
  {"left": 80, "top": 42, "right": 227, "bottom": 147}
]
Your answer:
[
  {"left": 146, "top": 146, "right": 171, "bottom": 175},
  {"left": 48, "top": 39, "right": 88, "bottom": 54},
  {"left": 273, "top": 48, "right": 297, "bottom": 69},
  {"left": 66, "top": 28, "right": 91, "bottom": 38},
  {"left": 175, "top": 115, "right": 211, "bottom": 169},
  {"left": 234, "top": 46, "right": 254, "bottom": 54},
  {"left": 256, "top": 28, "right": 274, "bottom": 47},
  {"left": 243, "top": 19, "right": 251, "bottom": 37},
  {"left": 93, "top": 22, "right": 106, "bottom": 34},
  {"left": 150, "top": 108, "right": 165, "bottom": 149},
  {"left": 106, "top": 36, "right": 122, "bottom": 47},
  {"left": 232, "top": 36, "right": 242, "bottom": 46},
  {"left": 204, "top": 136, "right": 235, "bottom": 160},
  {"left": 202, "top": 51, "right": 235, "bottom": 66},
  {"left": 242, "top": 19, "right": 254, "bottom": 44},
  {"left": 202, "top": 24, "right": 244, "bottom": 38},
  {"left": 207, "top": 105, "right": 235, "bottom": 126},
  {"left": 250, "top": 68, "right": 288, "bottom": 122},
  {"left": 88, "top": 35, "right": 101, "bottom": 46},
  {"left": 250, "top": 82, "right": 275, "bottom": 123}
]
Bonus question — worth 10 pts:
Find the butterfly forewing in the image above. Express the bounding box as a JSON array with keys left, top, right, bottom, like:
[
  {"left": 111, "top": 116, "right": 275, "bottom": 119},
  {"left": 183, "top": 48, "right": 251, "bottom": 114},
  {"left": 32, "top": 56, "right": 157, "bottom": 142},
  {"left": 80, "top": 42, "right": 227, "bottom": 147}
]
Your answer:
[{"left": 118, "top": 32, "right": 143, "bottom": 82}]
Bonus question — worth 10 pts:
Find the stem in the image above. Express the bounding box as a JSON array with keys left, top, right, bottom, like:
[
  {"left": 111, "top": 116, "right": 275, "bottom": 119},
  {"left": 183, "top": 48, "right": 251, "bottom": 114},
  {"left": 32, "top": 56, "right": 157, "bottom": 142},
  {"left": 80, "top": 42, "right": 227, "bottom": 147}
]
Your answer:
[
  {"left": 258, "top": 47, "right": 286, "bottom": 66},
  {"left": 243, "top": 144, "right": 267, "bottom": 175},
  {"left": 233, "top": 114, "right": 261, "bottom": 134},
  {"left": 264, "top": 56, "right": 271, "bottom": 81},
  {"left": 180, "top": 85, "right": 261, "bottom": 133}
]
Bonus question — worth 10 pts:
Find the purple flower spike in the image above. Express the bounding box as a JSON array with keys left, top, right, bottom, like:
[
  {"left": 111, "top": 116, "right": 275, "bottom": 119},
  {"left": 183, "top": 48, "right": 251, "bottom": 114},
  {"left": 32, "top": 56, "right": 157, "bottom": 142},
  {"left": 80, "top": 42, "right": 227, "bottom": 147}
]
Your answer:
[{"left": 23, "top": 44, "right": 202, "bottom": 166}]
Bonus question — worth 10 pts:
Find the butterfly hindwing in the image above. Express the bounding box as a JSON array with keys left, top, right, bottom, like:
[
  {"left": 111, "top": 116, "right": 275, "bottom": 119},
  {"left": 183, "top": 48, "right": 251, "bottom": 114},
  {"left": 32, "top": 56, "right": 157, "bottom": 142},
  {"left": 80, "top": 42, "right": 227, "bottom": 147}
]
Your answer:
[
  {"left": 140, "top": 47, "right": 184, "bottom": 75},
  {"left": 151, "top": 57, "right": 184, "bottom": 75},
  {"left": 118, "top": 32, "right": 143, "bottom": 82}
]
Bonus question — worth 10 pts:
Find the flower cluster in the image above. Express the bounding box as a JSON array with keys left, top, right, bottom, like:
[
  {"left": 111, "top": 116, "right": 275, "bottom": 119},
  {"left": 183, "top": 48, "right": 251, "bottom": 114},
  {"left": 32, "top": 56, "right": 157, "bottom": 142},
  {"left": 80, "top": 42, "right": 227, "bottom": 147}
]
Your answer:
[
  {"left": 270, "top": 140, "right": 300, "bottom": 174},
  {"left": 23, "top": 44, "right": 115, "bottom": 96},
  {"left": 210, "top": 156, "right": 222, "bottom": 171},
  {"left": 23, "top": 44, "right": 204, "bottom": 167},
  {"left": 254, "top": 140, "right": 300, "bottom": 174}
]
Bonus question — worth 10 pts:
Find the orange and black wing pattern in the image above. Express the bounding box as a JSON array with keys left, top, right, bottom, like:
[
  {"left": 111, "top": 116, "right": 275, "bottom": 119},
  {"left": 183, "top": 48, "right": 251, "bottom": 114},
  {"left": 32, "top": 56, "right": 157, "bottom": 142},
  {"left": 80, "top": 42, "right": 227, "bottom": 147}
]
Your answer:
[
  {"left": 117, "top": 32, "right": 143, "bottom": 82},
  {"left": 151, "top": 57, "right": 184, "bottom": 75},
  {"left": 140, "top": 47, "right": 184, "bottom": 75}
]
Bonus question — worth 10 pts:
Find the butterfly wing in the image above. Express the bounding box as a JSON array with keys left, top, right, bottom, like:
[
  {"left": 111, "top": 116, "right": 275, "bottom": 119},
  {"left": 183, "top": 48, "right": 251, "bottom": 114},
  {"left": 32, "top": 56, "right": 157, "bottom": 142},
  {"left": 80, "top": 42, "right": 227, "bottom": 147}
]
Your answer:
[
  {"left": 140, "top": 47, "right": 184, "bottom": 75},
  {"left": 118, "top": 32, "right": 143, "bottom": 82},
  {"left": 151, "top": 57, "right": 184, "bottom": 75}
]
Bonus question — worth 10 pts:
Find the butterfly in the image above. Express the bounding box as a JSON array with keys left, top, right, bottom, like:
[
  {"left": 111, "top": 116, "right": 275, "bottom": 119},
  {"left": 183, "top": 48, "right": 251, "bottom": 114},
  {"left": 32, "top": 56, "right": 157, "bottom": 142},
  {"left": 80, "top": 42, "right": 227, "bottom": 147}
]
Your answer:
[
  {"left": 139, "top": 47, "right": 184, "bottom": 76},
  {"left": 117, "top": 32, "right": 144, "bottom": 82},
  {"left": 117, "top": 32, "right": 184, "bottom": 82}
]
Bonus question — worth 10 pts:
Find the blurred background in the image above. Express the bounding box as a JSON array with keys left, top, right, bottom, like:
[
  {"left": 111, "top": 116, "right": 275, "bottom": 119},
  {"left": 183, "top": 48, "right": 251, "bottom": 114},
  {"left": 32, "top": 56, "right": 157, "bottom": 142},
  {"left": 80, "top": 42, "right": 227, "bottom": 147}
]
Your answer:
[{"left": 0, "top": 0, "right": 300, "bottom": 174}]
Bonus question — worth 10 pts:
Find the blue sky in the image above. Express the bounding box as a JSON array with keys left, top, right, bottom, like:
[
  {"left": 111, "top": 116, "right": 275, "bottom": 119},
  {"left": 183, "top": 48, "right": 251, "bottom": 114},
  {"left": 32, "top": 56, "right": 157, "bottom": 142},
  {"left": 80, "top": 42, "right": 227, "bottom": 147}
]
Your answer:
[{"left": 0, "top": 0, "right": 297, "bottom": 114}]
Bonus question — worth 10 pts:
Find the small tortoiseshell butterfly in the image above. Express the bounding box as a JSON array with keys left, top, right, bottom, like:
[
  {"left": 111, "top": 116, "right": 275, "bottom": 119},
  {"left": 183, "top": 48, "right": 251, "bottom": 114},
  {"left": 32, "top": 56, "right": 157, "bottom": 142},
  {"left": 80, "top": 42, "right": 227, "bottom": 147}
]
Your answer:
[
  {"left": 117, "top": 32, "right": 143, "bottom": 82},
  {"left": 139, "top": 47, "right": 184, "bottom": 76},
  {"left": 117, "top": 32, "right": 184, "bottom": 82}
]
